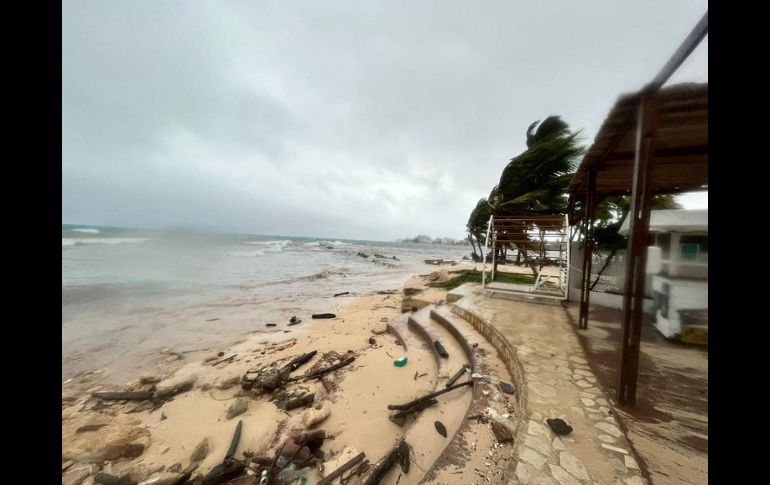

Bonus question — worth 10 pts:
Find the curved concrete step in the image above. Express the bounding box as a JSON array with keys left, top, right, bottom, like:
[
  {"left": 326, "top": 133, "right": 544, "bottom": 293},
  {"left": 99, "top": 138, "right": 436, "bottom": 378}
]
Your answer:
[{"left": 425, "top": 305, "right": 520, "bottom": 484}]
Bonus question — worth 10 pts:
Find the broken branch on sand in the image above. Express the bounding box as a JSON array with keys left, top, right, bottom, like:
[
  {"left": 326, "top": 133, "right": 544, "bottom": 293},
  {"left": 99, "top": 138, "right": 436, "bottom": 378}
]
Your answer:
[
  {"left": 210, "top": 354, "right": 237, "bottom": 366},
  {"left": 317, "top": 452, "right": 366, "bottom": 485},
  {"left": 389, "top": 399, "right": 438, "bottom": 426},
  {"left": 446, "top": 364, "right": 471, "bottom": 388},
  {"left": 387, "top": 380, "right": 472, "bottom": 411},
  {"left": 363, "top": 444, "right": 400, "bottom": 485},
  {"left": 287, "top": 355, "right": 355, "bottom": 382}
]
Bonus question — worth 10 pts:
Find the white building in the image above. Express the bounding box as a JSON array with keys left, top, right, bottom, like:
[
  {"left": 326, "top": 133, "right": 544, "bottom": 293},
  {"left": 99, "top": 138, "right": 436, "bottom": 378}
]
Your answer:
[{"left": 620, "top": 209, "right": 708, "bottom": 343}]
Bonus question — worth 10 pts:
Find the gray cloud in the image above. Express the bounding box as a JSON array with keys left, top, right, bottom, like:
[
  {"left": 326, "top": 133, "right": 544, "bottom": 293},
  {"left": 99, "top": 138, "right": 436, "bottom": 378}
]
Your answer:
[{"left": 63, "top": 0, "right": 708, "bottom": 240}]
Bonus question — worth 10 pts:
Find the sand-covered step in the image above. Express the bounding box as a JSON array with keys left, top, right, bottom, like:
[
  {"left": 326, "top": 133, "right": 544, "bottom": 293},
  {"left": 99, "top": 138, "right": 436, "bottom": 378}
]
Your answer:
[
  {"left": 426, "top": 305, "right": 520, "bottom": 484},
  {"left": 408, "top": 306, "right": 471, "bottom": 388}
]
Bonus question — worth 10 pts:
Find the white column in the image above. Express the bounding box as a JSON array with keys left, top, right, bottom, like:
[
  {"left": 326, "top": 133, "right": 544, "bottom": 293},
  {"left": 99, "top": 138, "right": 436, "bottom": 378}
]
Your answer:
[{"left": 669, "top": 232, "right": 681, "bottom": 277}]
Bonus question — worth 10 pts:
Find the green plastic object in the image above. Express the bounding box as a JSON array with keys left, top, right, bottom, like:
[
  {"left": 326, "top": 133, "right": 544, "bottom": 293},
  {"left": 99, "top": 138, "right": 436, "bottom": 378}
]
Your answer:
[{"left": 393, "top": 356, "right": 408, "bottom": 367}]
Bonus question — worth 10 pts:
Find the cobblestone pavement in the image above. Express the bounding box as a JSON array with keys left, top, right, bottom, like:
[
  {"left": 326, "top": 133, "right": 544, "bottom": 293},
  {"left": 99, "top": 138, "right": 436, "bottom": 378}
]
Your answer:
[{"left": 451, "top": 285, "right": 647, "bottom": 485}]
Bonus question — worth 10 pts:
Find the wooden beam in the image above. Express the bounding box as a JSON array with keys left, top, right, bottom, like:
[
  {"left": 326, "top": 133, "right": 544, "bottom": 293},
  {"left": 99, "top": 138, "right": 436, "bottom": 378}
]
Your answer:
[{"left": 617, "top": 94, "right": 659, "bottom": 406}]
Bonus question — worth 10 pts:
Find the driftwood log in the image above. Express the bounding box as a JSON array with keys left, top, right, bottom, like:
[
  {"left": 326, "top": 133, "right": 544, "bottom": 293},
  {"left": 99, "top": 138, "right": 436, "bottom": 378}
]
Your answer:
[
  {"left": 387, "top": 381, "right": 472, "bottom": 411},
  {"left": 283, "top": 351, "right": 317, "bottom": 372},
  {"left": 389, "top": 398, "right": 437, "bottom": 426},
  {"left": 363, "top": 443, "right": 401, "bottom": 485},
  {"left": 225, "top": 420, "right": 243, "bottom": 460},
  {"left": 446, "top": 364, "right": 471, "bottom": 388},
  {"left": 317, "top": 452, "right": 366, "bottom": 485},
  {"left": 92, "top": 391, "right": 154, "bottom": 401},
  {"left": 201, "top": 461, "right": 245, "bottom": 485},
  {"left": 280, "top": 393, "right": 315, "bottom": 411},
  {"left": 288, "top": 355, "right": 355, "bottom": 382},
  {"left": 92, "top": 473, "right": 135, "bottom": 485}
]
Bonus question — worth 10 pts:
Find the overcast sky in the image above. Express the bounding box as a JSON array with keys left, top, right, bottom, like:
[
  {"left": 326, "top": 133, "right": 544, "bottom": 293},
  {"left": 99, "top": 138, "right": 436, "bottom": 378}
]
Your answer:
[{"left": 62, "top": 0, "right": 708, "bottom": 241}]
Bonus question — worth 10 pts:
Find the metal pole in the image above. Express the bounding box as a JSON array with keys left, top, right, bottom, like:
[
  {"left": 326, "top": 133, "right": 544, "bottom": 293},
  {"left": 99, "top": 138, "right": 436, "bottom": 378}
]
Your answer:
[
  {"left": 648, "top": 11, "right": 708, "bottom": 91},
  {"left": 618, "top": 94, "right": 659, "bottom": 406},
  {"left": 578, "top": 168, "right": 597, "bottom": 329}
]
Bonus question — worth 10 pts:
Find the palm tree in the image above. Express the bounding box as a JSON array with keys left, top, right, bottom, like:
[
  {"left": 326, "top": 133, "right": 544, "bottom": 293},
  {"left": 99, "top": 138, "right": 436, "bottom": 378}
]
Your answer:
[{"left": 489, "top": 116, "right": 585, "bottom": 275}]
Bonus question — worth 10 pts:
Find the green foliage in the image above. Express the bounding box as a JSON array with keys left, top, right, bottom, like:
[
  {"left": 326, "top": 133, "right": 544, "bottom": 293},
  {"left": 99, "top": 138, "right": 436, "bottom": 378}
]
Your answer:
[
  {"left": 431, "top": 270, "right": 536, "bottom": 290},
  {"left": 593, "top": 194, "right": 682, "bottom": 249}
]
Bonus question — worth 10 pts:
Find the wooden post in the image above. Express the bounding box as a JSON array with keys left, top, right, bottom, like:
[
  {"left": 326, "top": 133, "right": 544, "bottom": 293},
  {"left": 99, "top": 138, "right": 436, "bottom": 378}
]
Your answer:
[
  {"left": 578, "top": 168, "right": 597, "bottom": 330},
  {"left": 618, "top": 93, "right": 659, "bottom": 406}
]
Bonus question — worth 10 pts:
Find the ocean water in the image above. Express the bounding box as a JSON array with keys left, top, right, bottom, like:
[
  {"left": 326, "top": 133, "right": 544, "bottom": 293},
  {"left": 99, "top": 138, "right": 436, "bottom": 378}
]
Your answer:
[{"left": 62, "top": 224, "right": 472, "bottom": 382}]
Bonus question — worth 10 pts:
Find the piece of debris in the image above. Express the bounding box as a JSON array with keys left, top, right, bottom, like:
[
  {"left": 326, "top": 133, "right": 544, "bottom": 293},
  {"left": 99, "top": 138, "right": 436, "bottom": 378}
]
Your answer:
[
  {"left": 446, "top": 364, "right": 471, "bottom": 387},
  {"left": 190, "top": 438, "right": 210, "bottom": 462},
  {"left": 389, "top": 399, "right": 437, "bottom": 426},
  {"left": 289, "top": 316, "right": 301, "bottom": 325},
  {"left": 546, "top": 418, "right": 573, "bottom": 436},
  {"left": 393, "top": 356, "right": 408, "bottom": 367},
  {"left": 312, "top": 313, "right": 336, "bottom": 319},
  {"left": 363, "top": 441, "right": 406, "bottom": 485},
  {"left": 333, "top": 292, "right": 350, "bottom": 297},
  {"left": 93, "top": 472, "right": 135, "bottom": 485},
  {"left": 226, "top": 398, "right": 250, "bottom": 419},
  {"left": 280, "top": 393, "right": 315, "bottom": 411},
  {"left": 388, "top": 381, "right": 472, "bottom": 411},
  {"left": 498, "top": 382, "right": 515, "bottom": 394},
  {"left": 302, "top": 405, "right": 331, "bottom": 427},
  {"left": 266, "top": 323, "right": 277, "bottom": 327},
  {"left": 210, "top": 354, "right": 237, "bottom": 366},
  {"left": 288, "top": 355, "right": 355, "bottom": 382},
  {"left": 92, "top": 391, "right": 154, "bottom": 401},
  {"left": 433, "top": 340, "right": 449, "bottom": 358},
  {"left": 369, "top": 337, "right": 377, "bottom": 346},
  {"left": 434, "top": 421, "right": 447, "bottom": 437},
  {"left": 318, "top": 450, "right": 365, "bottom": 485},
  {"left": 398, "top": 440, "right": 411, "bottom": 473},
  {"left": 205, "top": 318, "right": 220, "bottom": 322},
  {"left": 491, "top": 421, "right": 514, "bottom": 443}
]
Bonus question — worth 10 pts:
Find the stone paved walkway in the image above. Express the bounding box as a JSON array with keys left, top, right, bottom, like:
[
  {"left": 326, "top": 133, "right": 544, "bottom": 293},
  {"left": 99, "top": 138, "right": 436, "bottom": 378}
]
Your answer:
[{"left": 450, "top": 284, "right": 647, "bottom": 485}]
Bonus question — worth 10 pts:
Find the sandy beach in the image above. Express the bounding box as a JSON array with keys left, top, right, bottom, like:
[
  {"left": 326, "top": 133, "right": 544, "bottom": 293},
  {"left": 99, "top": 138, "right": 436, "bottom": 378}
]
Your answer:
[{"left": 61, "top": 266, "right": 518, "bottom": 485}]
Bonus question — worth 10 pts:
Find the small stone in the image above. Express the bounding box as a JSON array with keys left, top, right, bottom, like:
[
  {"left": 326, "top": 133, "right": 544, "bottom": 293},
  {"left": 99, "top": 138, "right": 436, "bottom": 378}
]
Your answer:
[
  {"left": 160, "top": 347, "right": 170, "bottom": 355},
  {"left": 498, "top": 382, "right": 515, "bottom": 394},
  {"left": 226, "top": 398, "right": 249, "bottom": 419},
  {"left": 580, "top": 398, "right": 596, "bottom": 407},
  {"left": 546, "top": 418, "right": 573, "bottom": 436},
  {"left": 155, "top": 363, "right": 201, "bottom": 397},
  {"left": 303, "top": 406, "right": 331, "bottom": 427},
  {"left": 575, "top": 380, "right": 592, "bottom": 388},
  {"left": 190, "top": 438, "right": 210, "bottom": 462},
  {"left": 139, "top": 375, "right": 161, "bottom": 385},
  {"left": 165, "top": 355, "right": 180, "bottom": 362},
  {"left": 491, "top": 421, "right": 513, "bottom": 443},
  {"left": 167, "top": 463, "right": 182, "bottom": 473},
  {"left": 597, "top": 434, "right": 616, "bottom": 443},
  {"left": 559, "top": 452, "right": 589, "bottom": 481}
]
